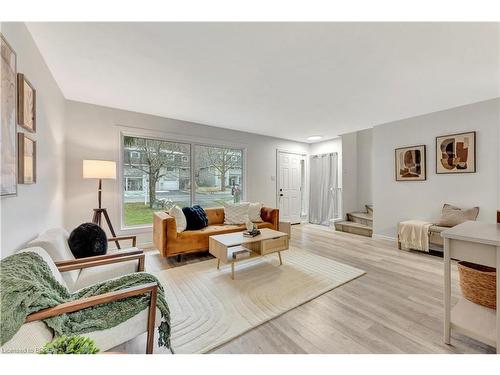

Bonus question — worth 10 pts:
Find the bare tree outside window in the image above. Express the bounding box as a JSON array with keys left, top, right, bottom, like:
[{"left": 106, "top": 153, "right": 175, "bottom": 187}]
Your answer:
[
  {"left": 122, "top": 136, "right": 243, "bottom": 226},
  {"left": 123, "top": 136, "right": 191, "bottom": 226},
  {"left": 194, "top": 145, "right": 243, "bottom": 207}
]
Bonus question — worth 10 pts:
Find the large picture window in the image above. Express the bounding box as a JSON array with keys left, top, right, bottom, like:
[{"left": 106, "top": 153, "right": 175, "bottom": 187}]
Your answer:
[
  {"left": 122, "top": 135, "right": 244, "bottom": 227},
  {"left": 194, "top": 145, "right": 243, "bottom": 208}
]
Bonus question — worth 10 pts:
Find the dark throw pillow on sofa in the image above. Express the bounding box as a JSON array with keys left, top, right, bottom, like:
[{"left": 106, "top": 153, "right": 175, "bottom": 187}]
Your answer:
[
  {"left": 182, "top": 205, "right": 208, "bottom": 230},
  {"left": 68, "top": 223, "right": 108, "bottom": 258}
]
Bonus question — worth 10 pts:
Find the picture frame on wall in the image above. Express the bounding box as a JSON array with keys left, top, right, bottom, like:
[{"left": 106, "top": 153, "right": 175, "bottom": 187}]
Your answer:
[
  {"left": 18, "top": 132, "right": 36, "bottom": 184},
  {"left": 395, "top": 144, "right": 426, "bottom": 181},
  {"left": 17, "top": 73, "right": 36, "bottom": 133},
  {"left": 1, "top": 33, "right": 18, "bottom": 197},
  {"left": 435, "top": 131, "right": 476, "bottom": 174}
]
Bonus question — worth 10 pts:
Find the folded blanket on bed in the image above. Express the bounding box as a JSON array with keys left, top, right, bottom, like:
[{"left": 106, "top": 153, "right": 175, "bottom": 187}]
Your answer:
[
  {"left": 398, "top": 220, "right": 432, "bottom": 252},
  {"left": 0, "top": 252, "right": 170, "bottom": 349}
]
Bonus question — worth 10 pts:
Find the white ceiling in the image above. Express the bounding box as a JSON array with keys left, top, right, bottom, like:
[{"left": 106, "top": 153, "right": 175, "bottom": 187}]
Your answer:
[{"left": 27, "top": 22, "right": 499, "bottom": 142}]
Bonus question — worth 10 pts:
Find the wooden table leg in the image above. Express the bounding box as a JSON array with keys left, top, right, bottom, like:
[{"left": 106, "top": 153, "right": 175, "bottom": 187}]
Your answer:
[
  {"left": 278, "top": 251, "right": 283, "bottom": 265},
  {"left": 444, "top": 238, "right": 451, "bottom": 345},
  {"left": 231, "top": 262, "right": 235, "bottom": 280},
  {"left": 217, "top": 259, "right": 220, "bottom": 270}
]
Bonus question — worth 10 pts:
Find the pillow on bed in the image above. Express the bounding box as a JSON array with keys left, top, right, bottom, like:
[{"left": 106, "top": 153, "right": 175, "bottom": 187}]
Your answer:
[{"left": 435, "top": 204, "right": 479, "bottom": 227}]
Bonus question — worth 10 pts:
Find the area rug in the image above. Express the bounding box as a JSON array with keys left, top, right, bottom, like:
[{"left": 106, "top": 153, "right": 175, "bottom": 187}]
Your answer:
[{"left": 154, "top": 246, "right": 365, "bottom": 353}]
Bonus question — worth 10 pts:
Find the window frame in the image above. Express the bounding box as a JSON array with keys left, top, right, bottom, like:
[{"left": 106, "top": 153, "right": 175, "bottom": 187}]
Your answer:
[{"left": 118, "top": 130, "right": 247, "bottom": 231}]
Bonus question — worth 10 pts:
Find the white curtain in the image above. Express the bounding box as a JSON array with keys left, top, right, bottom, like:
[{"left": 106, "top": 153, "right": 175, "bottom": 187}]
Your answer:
[{"left": 309, "top": 153, "right": 338, "bottom": 226}]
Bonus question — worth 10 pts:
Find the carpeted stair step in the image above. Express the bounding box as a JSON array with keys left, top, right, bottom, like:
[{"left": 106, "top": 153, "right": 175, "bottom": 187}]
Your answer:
[{"left": 334, "top": 221, "right": 373, "bottom": 237}]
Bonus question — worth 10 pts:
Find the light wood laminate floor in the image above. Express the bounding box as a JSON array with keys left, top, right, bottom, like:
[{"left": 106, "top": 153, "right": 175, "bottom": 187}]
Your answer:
[{"left": 134, "top": 224, "right": 496, "bottom": 354}]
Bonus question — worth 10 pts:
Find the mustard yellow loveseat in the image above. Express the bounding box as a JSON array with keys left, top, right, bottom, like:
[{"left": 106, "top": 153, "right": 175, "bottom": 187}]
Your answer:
[{"left": 153, "top": 207, "right": 279, "bottom": 258}]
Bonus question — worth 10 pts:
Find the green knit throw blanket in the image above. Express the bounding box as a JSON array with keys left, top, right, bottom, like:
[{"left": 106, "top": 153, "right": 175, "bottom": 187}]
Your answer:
[{"left": 0, "top": 252, "right": 171, "bottom": 349}]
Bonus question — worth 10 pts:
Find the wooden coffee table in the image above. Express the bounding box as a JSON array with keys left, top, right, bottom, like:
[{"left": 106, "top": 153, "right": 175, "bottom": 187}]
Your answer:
[{"left": 209, "top": 228, "right": 289, "bottom": 279}]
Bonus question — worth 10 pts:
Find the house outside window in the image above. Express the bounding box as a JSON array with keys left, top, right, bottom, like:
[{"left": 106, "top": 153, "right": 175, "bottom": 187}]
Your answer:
[
  {"left": 122, "top": 134, "right": 244, "bottom": 227},
  {"left": 125, "top": 177, "right": 143, "bottom": 191}
]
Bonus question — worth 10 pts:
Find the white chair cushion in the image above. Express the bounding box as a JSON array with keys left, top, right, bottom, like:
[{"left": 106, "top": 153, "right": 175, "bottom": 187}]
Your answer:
[
  {"left": 1, "top": 307, "right": 161, "bottom": 354},
  {"left": 3, "top": 247, "right": 65, "bottom": 354},
  {"left": 223, "top": 202, "right": 250, "bottom": 224},
  {"left": 168, "top": 206, "right": 187, "bottom": 232},
  {"left": 84, "top": 307, "right": 161, "bottom": 352},
  {"left": 71, "top": 251, "right": 139, "bottom": 292},
  {"left": 0, "top": 321, "right": 53, "bottom": 354},
  {"left": 17, "top": 247, "right": 67, "bottom": 289},
  {"left": 28, "top": 228, "right": 80, "bottom": 290}
]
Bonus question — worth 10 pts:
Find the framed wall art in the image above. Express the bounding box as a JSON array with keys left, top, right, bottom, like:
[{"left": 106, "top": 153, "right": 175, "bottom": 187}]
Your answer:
[
  {"left": 395, "top": 145, "right": 426, "bottom": 181},
  {"left": 17, "top": 73, "right": 36, "bottom": 132},
  {"left": 18, "top": 132, "right": 36, "bottom": 184},
  {"left": 1, "top": 34, "right": 18, "bottom": 196},
  {"left": 436, "top": 131, "right": 476, "bottom": 174}
]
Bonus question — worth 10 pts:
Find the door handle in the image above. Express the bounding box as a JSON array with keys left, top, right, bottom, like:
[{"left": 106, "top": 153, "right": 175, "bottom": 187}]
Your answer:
[{"left": 280, "top": 194, "right": 283, "bottom": 197}]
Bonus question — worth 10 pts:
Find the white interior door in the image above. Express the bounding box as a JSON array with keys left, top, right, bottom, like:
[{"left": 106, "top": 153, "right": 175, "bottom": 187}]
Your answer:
[{"left": 278, "top": 152, "right": 303, "bottom": 224}]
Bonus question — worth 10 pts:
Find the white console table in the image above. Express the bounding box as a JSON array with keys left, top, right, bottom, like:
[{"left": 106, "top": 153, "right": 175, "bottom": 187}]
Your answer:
[{"left": 441, "top": 221, "right": 500, "bottom": 353}]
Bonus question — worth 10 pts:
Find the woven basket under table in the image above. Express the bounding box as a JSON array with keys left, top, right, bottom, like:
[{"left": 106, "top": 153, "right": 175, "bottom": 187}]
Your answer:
[{"left": 457, "top": 261, "right": 496, "bottom": 310}]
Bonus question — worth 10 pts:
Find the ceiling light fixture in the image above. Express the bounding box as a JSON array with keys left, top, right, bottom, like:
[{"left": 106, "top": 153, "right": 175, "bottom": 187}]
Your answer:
[{"left": 307, "top": 135, "right": 323, "bottom": 141}]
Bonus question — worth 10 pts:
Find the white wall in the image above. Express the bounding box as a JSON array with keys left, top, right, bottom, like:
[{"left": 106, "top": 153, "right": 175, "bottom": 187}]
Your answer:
[
  {"left": 0, "top": 23, "right": 66, "bottom": 256},
  {"left": 373, "top": 98, "right": 499, "bottom": 239},
  {"left": 356, "top": 128, "right": 373, "bottom": 210},
  {"left": 340, "top": 133, "right": 358, "bottom": 216},
  {"left": 64, "top": 100, "right": 309, "bottom": 245}
]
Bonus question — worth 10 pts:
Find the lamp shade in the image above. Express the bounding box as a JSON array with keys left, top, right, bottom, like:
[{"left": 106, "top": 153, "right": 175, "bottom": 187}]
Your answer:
[{"left": 83, "top": 160, "right": 116, "bottom": 179}]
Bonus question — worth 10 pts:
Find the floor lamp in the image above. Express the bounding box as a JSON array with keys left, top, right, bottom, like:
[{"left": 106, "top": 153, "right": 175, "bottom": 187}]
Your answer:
[{"left": 83, "top": 159, "right": 120, "bottom": 249}]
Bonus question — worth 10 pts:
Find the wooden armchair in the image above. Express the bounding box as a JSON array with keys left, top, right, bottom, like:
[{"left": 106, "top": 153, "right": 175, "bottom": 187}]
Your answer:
[
  {"left": 28, "top": 229, "right": 145, "bottom": 292},
  {"left": 108, "top": 234, "right": 137, "bottom": 248},
  {"left": 55, "top": 247, "right": 145, "bottom": 272},
  {"left": 1, "top": 247, "right": 161, "bottom": 354},
  {"left": 26, "top": 279, "right": 158, "bottom": 354}
]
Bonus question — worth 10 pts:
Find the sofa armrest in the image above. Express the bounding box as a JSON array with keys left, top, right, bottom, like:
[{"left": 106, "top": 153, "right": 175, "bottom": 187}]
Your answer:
[
  {"left": 153, "top": 211, "right": 177, "bottom": 257},
  {"left": 55, "top": 248, "right": 145, "bottom": 272},
  {"left": 261, "top": 207, "right": 279, "bottom": 230}
]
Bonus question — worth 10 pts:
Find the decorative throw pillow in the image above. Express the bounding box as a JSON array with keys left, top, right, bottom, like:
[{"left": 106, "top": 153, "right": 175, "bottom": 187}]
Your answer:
[
  {"left": 435, "top": 204, "right": 480, "bottom": 227},
  {"left": 244, "top": 202, "right": 263, "bottom": 222},
  {"left": 182, "top": 205, "right": 208, "bottom": 230},
  {"left": 168, "top": 206, "right": 187, "bottom": 232},
  {"left": 223, "top": 202, "right": 250, "bottom": 224},
  {"left": 68, "top": 223, "right": 108, "bottom": 259}
]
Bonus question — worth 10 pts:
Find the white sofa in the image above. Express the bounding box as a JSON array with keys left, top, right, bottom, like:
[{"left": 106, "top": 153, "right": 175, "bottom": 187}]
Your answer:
[{"left": 1, "top": 229, "right": 162, "bottom": 354}]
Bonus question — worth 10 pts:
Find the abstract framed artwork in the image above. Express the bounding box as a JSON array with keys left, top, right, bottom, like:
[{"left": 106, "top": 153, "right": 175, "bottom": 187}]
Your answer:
[
  {"left": 436, "top": 131, "right": 476, "bottom": 174},
  {"left": 18, "top": 132, "right": 36, "bottom": 184},
  {"left": 1, "top": 34, "right": 18, "bottom": 197},
  {"left": 17, "top": 73, "right": 36, "bottom": 132},
  {"left": 395, "top": 145, "right": 426, "bottom": 181}
]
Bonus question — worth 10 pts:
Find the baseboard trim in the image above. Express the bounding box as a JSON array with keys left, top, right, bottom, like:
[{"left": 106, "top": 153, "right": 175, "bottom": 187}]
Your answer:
[
  {"left": 140, "top": 241, "right": 154, "bottom": 249},
  {"left": 372, "top": 234, "right": 397, "bottom": 242}
]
